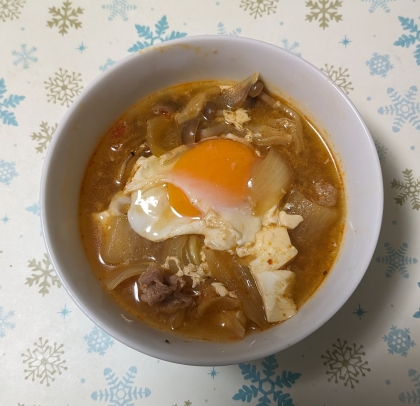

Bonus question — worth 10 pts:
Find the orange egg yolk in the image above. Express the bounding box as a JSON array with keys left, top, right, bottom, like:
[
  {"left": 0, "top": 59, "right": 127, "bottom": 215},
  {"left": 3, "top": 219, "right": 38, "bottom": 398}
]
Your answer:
[{"left": 167, "top": 139, "right": 258, "bottom": 217}]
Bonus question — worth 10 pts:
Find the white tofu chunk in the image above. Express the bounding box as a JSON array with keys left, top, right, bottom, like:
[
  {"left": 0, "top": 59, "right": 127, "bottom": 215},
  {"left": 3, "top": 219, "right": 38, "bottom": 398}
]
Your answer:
[
  {"left": 247, "top": 226, "right": 298, "bottom": 273},
  {"left": 253, "top": 270, "right": 297, "bottom": 322},
  {"left": 262, "top": 206, "right": 303, "bottom": 229}
]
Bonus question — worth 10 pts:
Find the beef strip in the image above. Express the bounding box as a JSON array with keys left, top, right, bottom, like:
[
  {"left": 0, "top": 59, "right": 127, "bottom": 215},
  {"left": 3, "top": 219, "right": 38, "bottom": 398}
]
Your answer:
[{"left": 138, "top": 264, "right": 188, "bottom": 306}]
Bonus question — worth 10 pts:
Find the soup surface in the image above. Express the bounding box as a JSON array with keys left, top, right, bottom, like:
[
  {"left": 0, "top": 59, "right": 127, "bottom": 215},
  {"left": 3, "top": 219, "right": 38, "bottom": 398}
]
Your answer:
[{"left": 79, "top": 75, "right": 345, "bottom": 342}]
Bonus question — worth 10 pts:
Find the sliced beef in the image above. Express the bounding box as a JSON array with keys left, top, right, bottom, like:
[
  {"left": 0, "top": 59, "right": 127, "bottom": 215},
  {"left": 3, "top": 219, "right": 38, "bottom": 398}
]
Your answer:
[
  {"left": 138, "top": 264, "right": 187, "bottom": 306},
  {"left": 313, "top": 181, "right": 337, "bottom": 207}
]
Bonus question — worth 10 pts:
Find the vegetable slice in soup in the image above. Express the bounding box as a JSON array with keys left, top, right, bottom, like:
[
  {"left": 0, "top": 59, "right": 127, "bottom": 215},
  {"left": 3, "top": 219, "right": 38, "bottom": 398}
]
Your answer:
[{"left": 79, "top": 74, "right": 345, "bottom": 342}]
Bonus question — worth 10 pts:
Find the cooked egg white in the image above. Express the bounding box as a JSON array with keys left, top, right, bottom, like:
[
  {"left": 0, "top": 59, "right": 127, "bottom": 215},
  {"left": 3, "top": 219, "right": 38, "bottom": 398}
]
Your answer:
[{"left": 99, "top": 137, "right": 304, "bottom": 323}]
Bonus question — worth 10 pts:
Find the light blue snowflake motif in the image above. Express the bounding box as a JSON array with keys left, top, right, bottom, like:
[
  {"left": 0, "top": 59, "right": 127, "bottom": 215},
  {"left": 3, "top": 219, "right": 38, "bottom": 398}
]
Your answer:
[
  {"left": 399, "top": 369, "right": 420, "bottom": 403},
  {"left": 58, "top": 304, "right": 71, "bottom": 318},
  {"left": 91, "top": 366, "right": 151, "bottom": 405},
  {"left": 361, "top": 0, "right": 396, "bottom": 13},
  {"left": 232, "top": 354, "right": 301, "bottom": 405},
  {"left": 102, "top": 0, "right": 137, "bottom": 21},
  {"left": 26, "top": 203, "right": 40, "bottom": 216},
  {"left": 0, "top": 160, "right": 18, "bottom": 185},
  {"left": 12, "top": 44, "right": 38, "bottom": 69},
  {"left": 280, "top": 39, "right": 301, "bottom": 57},
  {"left": 394, "top": 16, "right": 420, "bottom": 66},
  {"left": 374, "top": 139, "right": 387, "bottom": 164},
  {"left": 128, "top": 15, "right": 187, "bottom": 53},
  {"left": 77, "top": 42, "right": 87, "bottom": 53},
  {"left": 414, "top": 308, "right": 420, "bottom": 318},
  {"left": 340, "top": 35, "right": 351, "bottom": 47},
  {"left": 1, "top": 215, "right": 10, "bottom": 224},
  {"left": 208, "top": 367, "right": 219, "bottom": 379},
  {"left": 0, "top": 305, "right": 15, "bottom": 338},
  {"left": 99, "top": 58, "right": 116, "bottom": 72},
  {"left": 353, "top": 304, "right": 367, "bottom": 320},
  {"left": 217, "top": 22, "right": 241, "bottom": 36},
  {"left": 383, "top": 325, "right": 416, "bottom": 357},
  {"left": 366, "top": 53, "right": 393, "bottom": 77},
  {"left": 375, "top": 242, "right": 418, "bottom": 278},
  {"left": 84, "top": 326, "right": 114, "bottom": 356},
  {"left": 0, "top": 78, "right": 25, "bottom": 126},
  {"left": 26, "top": 202, "right": 42, "bottom": 236},
  {"left": 378, "top": 86, "right": 420, "bottom": 132}
]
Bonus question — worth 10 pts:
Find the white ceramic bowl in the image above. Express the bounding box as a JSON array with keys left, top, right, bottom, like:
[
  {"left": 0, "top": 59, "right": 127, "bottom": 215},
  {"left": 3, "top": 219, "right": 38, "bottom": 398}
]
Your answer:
[{"left": 41, "top": 36, "right": 383, "bottom": 366}]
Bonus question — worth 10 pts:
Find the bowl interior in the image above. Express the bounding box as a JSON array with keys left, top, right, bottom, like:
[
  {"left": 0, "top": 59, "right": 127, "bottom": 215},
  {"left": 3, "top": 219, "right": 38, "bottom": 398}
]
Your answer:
[{"left": 41, "top": 36, "right": 383, "bottom": 366}]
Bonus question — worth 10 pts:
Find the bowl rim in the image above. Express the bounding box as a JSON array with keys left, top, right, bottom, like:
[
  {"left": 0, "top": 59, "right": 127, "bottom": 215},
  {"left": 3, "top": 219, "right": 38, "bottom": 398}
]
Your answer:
[{"left": 41, "top": 35, "right": 383, "bottom": 366}]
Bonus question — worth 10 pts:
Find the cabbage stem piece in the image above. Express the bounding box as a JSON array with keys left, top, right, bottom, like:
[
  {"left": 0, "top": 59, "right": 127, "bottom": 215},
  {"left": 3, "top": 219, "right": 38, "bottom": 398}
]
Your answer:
[{"left": 250, "top": 149, "right": 292, "bottom": 215}]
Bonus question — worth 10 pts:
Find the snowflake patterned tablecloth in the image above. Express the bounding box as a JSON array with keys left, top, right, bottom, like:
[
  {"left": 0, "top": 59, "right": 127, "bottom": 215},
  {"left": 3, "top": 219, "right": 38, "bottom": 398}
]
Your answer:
[{"left": 0, "top": 0, "right": 419, "bottom": 405}]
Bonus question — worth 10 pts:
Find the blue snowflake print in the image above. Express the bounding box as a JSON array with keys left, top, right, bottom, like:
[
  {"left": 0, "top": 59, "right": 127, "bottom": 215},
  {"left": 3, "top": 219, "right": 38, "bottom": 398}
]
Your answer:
[
  {"left": 26, "top": 203, "right": 40, "bottom": 216},
  {"left": 378, "top": 86, "right": 420, "bottom": 132},
  {"left": 208, "top": 367, "right": 219, "bottom": 379},
  {"left": 399, "top": 369, "right": 420, "bottom": 403},
  {"left": 77, "top": 42, "right": 87, "bottom": 53},
  {"left": 217, "top": 22, "right": 241, "bottom": 36},
  {"left": 102, "top": 0, "right": 137, "bottom": 21},
  {"left": 128, "top": 15, "right": 187, "bottom": 53},
  {"left": 414, "top": 308, "right": 420, "bottom": 318},
  {"left": 0, "top": 160, "right": 18, "bottom": 185},
  {"left": 394, "top": 16, "right": 420, "bottom": 66},
  {"left": 26, "top": 202, "right": 42, "bottom": 236},
  {"left": 376, "top": 242, "right": 418, "bottom": 278},
  {"left": 1, "top": 215, "right": 10, "bottom": 224},
  {"left": 374, "top": 139, "right": 387, "bottom": 164},
  {"left": 84, "top": 326, "right": 114, "bottom": 356},
  {"left": 340, "top": 35, "right": 351, "bottom": 47},
  {"left": 361, "top": 0, "right": 396, "bottom": 13},
  {"left": 91, "top": 366, "right": 151, "bottom": 405},
  {"left": 232, "top": 354, "right": 301, "bottom": 406},
  {"left": 366, "top": 53, "right": 393, "bottom": 77},
  {"left": 0, "top": 78, "right": 25, "bottom": 126},
  {"left": 99, "top": 58, "right": 116, "bottom": 72},
  {"left": 281, "top": 39, "right": 301, "bottom": 57},
  {"left": 12, "top": 44, "right": 38, "bottom": 69},
  {"left": 353, "top": 304, "right": 367, "bottom": 320},
  {"left": 383, "top": 326, "right": 416, "bottom": 357},
  {"left": 58, "top": 304, "right": 71, "bottom": 318},
  {"left": 0, "top": 305, "right": 15, "bottom": 338}
]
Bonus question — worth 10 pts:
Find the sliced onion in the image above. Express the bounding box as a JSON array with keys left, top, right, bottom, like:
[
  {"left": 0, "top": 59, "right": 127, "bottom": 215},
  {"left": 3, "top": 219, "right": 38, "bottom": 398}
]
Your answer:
[
  {"left": 197, "top": 296, "right": 241, "bottom": 316},
  {"left": 104, "top": 262, "right": 152, "bottom": 290},
  {"left": 204, "top": 248, "right": 269, "bottom": 330},
  {"left": 100, "top": 215, "right": 139, "bottom": 264},
  {"left": 175, "top": 87, "right": 220, "bottom": 124},
  {"left": 250, "top": 149, "right": 293, "bottom": 215},
  {"left": 285, "top": 189, "right": 338, "bottom": 245},
  {"left": 115, "top": 151, "right": 135, "bottom": 184},
  {"left": 146, "top": 115, "right": 182, "bottom": 157},
  {"left": 219, "top": 73, "right": 259, "bottom": 109}
]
